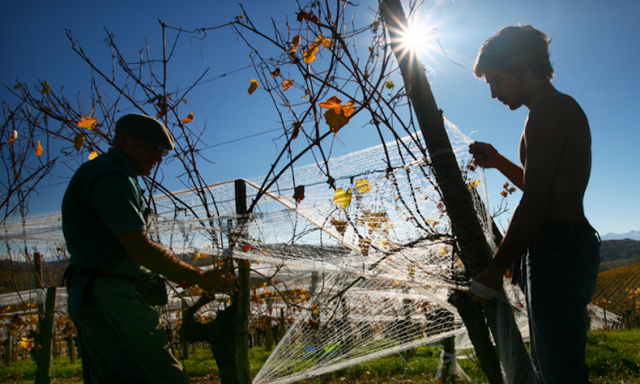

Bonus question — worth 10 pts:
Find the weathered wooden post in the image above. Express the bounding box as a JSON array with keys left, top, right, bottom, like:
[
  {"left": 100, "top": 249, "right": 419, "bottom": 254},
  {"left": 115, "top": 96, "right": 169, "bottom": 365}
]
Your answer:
[
  {"left": 36, "top": 286, "right": 56, "bottom": 384},
  {"left": 234, "top": 179, "right": 252, "bottom": 384},
  {"left": 379, "top": 1, "right": 533, "bottom": 382}
]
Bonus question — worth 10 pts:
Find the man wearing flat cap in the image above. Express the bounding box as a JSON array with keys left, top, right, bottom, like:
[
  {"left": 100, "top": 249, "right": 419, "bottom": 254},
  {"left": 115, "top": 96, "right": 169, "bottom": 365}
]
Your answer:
[{"left": 62, "top": 114, "right": 232, "bottom": 384}]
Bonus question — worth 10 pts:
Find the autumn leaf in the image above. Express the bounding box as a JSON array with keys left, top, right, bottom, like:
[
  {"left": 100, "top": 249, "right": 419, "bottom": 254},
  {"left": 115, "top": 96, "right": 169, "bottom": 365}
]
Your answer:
[
  {"left": 500, "top": 191, "right": 508, "bottom": 198},
  {"left": 342, "top": 101, "right": 355, "bottom": 118},
  {"left": 318, "top": 35, "right": 332, "bottom": 49},
  {"left": 334, "top": 188, "right": 352, "bottom": 209},
  {"left": 303, "top": 43, "right": 319, "bottom": 64},
  {"left": 35, "top": 140, "right": 44, "bottom": 157},
  {"left": 330, "top": 217, "right": 348, "bottom": 236},
  {"left": 471, "top": 179, "right": 480, "bottom": 188},
  {"left": 19, "top": 337, "right": 34, "bottom": 351},
  {"left": 297, "top": 9, "right": 319, "bottom": 23},
  {"left": 503, "top": 182, "right": 510, "bottom": 189},
  {"left": 78, "top": 116, "right": 98, "bottom": 130},
  {"left": 8, "top": 130, "right": 17, "bottom": 144},
  {"left": 385, "top": 80, "right": 395, "bottom": 90},
  {"left": 41, "top": 81, "right": 51, "bottom": 95},
  {"left": 356, "top": 179, "right": 371, "bottom": 194},
  {"left": 248, "top": 79, "right": 259, "bottom": 95},
  {"left": 289, "top": 35, "right": 301, "bottom": 53},
  {"left": 318, "top": 96, "right": 343, "bottom": 113},
  {"left": 324, "top": 110, "right": 350, "bottom": 134},
  {"left": 293, "top": 185, "right": 305, "bottom": 203},
  {"left": 271, "top": 68, "right": 281, "bottom": 77},
  {"left": 182, "top": 113, "right": 194, "bottom": 124},
  {"left": 292, "top": 122, "right": 302, "bottom": 139},
  {"left": 509, "top": 187, "right": 517, "bottom": 193},
  {"left": 73, "top": 134, "right": 85, "bottom": 151},
  {"left": 282, "top": 79, "right": 294, "bottom": 91},
  {"left": 242, "top": 244, "right": 256, "bottom": 252},
  {"left": 88, "top": 151, "right": 99, "bottom": 160}
]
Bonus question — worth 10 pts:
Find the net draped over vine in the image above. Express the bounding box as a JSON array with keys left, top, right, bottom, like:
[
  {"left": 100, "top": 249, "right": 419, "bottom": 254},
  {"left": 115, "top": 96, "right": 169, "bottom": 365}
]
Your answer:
[{"left": 2, "top": 121, "right": 616, "bottom": 383}]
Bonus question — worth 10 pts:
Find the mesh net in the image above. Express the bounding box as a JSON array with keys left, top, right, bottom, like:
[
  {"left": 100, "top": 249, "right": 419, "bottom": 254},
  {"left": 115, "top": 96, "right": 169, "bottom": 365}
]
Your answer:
[{"left": 0, "top": 120, "right": 616, "bottom": 383}]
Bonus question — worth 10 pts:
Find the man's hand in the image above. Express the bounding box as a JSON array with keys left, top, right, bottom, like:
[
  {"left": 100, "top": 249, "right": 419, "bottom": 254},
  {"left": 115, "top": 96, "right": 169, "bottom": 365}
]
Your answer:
[
  {"left": 197, "top": 269, "right": 234, "bottom": 294},
  {"left": 467, "top": 262, "right": 505, "bottom": 303},
  {"left": 469, "top": 141, "right": 501, "bottom": 169}
]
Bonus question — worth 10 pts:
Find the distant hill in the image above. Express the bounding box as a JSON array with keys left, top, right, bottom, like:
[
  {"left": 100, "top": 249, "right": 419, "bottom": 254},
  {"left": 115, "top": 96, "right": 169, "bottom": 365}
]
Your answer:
[
  {"left": 599, "top": 239, "right": 640, "bottom": 271},
  {"left": 601, "top": 229, "right": 640, "bottom": 241},
  {"left": 593, "top": 262, "right": 640, "bottom": 318}
]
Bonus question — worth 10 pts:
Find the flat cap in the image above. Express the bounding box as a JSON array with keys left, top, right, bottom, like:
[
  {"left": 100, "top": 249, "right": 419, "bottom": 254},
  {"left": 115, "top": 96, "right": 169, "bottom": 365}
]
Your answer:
[{"left": 115, "top": 114, "right": 174, "bottom": 150}]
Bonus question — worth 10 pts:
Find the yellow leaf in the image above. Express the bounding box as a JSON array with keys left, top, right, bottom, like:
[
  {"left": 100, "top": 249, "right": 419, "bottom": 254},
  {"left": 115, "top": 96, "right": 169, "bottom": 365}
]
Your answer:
[
  {"left": 182, "top": 113, "right": 194, "bottom": 123},
  {"left": 248, "top": 79, "right": 259, "bottom": 95},
  {"left": 303, "top": 43, "right": 319, "bottom": 64},
  {"left": 35, "top": 140, "right": 44, "bottom": 157},
  {"left": 386, "top": 80, "right": 394, "bottom": 90},
  {"left": 8, "top": 130, "right": 17, "bottom": 144},
  {"left": 318, "top": 35, "right": 332, "bottom": 49},
  {"left": 334, "top": 188, "right": 352, "bottom": 209},
  {"left": 282, "top": 79, "right": 294, "bottom": 91},
  {"left": 41, "top": 81, "right": 51, "bottom": 95},
  {"left": 509, "top": 187, "right": 517, "bottom": 193},
  {"left": 342, "top": 101, "right": 355, "bottom": 118},
  {"left": 472, "top": 179, "right": 480, "bottom": 188},
  {"left": 356, "top": 179, "right": 371, "bottom": 194},
  {"left": 78, "top": 116, "right": 98, "bottom": 130},
  {"left": 88, "top": 151, "right": 99, "bottom": 160},
  {"left": 73, "top": 134, "right": 85, "bottom": 151},
  {"left": 19, "top": 337, "right": 34, "bottom": 351}
]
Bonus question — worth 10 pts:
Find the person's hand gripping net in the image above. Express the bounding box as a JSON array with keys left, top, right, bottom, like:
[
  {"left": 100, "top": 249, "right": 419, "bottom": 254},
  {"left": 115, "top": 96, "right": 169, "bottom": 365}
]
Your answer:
[{"left": 469, "top": 141, "right": 500, "bottom": 169}]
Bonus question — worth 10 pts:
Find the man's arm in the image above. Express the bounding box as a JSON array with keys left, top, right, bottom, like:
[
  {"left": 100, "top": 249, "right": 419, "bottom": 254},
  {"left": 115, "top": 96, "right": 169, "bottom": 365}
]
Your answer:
[
  {"left": 117, "top": 230, "right": 231, "bottom": 293},
  {"left": 471, "top": 108, "right": 566, "bottom": 296},
  {"left": 469, "top": 141, "right": 524, "bottom": 189}
]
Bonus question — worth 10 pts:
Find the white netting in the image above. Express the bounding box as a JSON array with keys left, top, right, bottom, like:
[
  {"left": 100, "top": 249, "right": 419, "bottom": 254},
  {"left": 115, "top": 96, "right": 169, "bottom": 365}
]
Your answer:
[{"left": 1, "top": 120, "right": 614, "bottom": 383}]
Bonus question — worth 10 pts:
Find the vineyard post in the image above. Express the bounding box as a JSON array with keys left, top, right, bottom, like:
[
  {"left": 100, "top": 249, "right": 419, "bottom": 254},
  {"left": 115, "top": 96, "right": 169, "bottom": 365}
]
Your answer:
[{"left": 234, "top": 179, "right": 251, "bottom": 384}]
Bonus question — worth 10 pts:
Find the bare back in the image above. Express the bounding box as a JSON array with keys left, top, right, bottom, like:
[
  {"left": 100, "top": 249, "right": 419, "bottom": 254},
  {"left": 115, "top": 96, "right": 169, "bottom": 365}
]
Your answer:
[{"left": 519, "top": 92, "right": 591, "bottom": 224}]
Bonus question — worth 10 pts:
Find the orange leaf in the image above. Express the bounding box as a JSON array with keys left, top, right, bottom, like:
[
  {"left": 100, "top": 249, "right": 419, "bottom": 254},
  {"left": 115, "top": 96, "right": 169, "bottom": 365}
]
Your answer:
[
  {"left": 73, "top": 134, "right": 85, "bottom": 151},
  {"left": 500, "top": 191, "right": 508, "bottom": 198},
  {"left": 248, "top": 79, "right": 259, "bottom": 95},
  {"left": 271, "top": 68, "right": 281, "bottom": 77},
  {"left": 78, "top": 116, "right": 98, "bottom": 130},
  {"left": 293, "top": 185, "right": 305, "bottom": 203},
  {"left": 88, "top": 151, "right": 99, "bottom": 160},
  {"left": 342, "top": 101, "right": 355, "bottom": 118},
  {"left": 318, "top": 96, "right": 343, "bottom": 113},
  {"left": 242, "top": 244, "right": 256, "bottom": 252},
  {"left": 182, "top": 113, "right": 194, "bottom": 124},
  {"left": 282, "top": 79, "right": 294, "bottom": 92},
  {"left": 35, "top": 140, "right": 44, "bottom": 157},
  {"left": 8, "top": 130, "right": 17, "bottom": 144},
  {"left": 303, "top": 43, "right": 319, "bottom": 64}
]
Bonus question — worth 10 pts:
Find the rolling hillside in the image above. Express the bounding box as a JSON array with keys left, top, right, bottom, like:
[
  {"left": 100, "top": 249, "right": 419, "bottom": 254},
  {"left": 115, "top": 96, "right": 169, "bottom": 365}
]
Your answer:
[{"left": 593, "top": 262, "right": 640, "bottom": 321}]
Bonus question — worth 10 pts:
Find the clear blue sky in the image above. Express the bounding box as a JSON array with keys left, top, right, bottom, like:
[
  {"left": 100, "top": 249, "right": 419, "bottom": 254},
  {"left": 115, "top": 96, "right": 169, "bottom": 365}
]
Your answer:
[{"left": 1, "top": 0, "right": 639, "bottom": 236}]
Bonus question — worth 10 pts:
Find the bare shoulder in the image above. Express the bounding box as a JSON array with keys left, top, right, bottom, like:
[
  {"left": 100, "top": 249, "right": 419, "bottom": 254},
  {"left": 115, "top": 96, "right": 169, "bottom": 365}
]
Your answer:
[{"left": 530, "top": 93, "right": 589, "bottom": 129}]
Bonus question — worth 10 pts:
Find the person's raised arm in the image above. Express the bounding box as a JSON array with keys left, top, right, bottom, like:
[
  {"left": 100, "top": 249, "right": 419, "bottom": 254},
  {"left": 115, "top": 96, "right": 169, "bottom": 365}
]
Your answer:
[
  {"left": 469, "top": 141, "right": 524, "bottom": 190},
  {"left": 117, "top": 231, "right": 232, "bottom": 293}
]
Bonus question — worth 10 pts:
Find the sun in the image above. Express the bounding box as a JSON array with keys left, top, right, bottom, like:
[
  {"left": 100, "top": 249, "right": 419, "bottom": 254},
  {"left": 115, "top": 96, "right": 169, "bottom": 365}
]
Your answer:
[{"left": 396, "top": 17, "right": 439, "bottom": 62}]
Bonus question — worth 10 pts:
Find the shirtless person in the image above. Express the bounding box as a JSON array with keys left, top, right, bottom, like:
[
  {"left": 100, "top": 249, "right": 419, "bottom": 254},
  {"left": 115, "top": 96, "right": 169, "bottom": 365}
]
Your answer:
[{"left": 468, "top": 26, "right": 600, "bottom": 383}]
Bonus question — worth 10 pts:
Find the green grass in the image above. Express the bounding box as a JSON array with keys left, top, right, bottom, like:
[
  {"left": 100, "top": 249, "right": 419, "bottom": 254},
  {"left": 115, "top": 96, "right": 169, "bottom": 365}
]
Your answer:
[{"left": 1, "top": 329, "right": 639, "bottom": 383}]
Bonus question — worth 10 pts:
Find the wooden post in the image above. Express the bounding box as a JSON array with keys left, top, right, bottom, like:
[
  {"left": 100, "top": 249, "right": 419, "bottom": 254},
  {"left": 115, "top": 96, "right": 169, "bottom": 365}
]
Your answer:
[
  {"left": 379, "top": 1, "right": 533, "bottom": 382},
  {"left": 234, "top": 179, "right": 252, "bottom": 384},
  {"left": 36, "top": 286, "right": 56, "bottom": 384}
]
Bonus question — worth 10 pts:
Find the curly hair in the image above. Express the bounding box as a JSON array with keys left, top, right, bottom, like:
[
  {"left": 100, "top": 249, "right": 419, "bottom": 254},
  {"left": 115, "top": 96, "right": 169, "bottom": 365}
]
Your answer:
[{"left": 474, "top": 25, "right": 554, "bottom": 81}]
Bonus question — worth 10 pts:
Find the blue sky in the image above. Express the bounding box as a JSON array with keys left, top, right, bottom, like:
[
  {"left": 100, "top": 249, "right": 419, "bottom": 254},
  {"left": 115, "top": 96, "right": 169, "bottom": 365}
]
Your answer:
[{"left": 1, "top": 0, "right": 639, "bottom": 236}]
